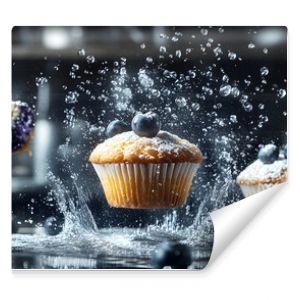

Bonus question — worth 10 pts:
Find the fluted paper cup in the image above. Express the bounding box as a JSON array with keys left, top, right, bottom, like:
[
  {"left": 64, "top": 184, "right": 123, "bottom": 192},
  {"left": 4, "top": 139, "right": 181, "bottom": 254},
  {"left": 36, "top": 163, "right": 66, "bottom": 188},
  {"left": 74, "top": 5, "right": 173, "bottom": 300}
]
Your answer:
[
  {"left": 239, "top": 183, "right": 276, "bottom": 198},
  {"left": 92, "top": 162, "right": 199, "bottom": 208}
]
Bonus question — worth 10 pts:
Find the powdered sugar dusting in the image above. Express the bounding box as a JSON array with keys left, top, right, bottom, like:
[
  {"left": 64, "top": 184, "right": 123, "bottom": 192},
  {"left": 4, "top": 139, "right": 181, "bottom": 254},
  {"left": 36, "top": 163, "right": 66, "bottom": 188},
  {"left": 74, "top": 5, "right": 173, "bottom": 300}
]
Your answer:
[
  {"left": 237, "top": 159, "right": 287, "bottom": 184},
  {"left": 90, "top": 130, "right": 202, "bottom": 163}
]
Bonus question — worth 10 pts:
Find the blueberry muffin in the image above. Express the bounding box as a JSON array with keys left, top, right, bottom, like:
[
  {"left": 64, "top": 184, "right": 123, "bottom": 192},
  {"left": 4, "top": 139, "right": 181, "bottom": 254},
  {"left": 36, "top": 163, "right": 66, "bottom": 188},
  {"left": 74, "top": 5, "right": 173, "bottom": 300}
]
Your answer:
[
  {"left": 89, "top": 112, "right": 203, "bottom": 208},
  {"left": 12, "top": 101, "right": 34, "bottom": 153},
  {"left": 236, "top": 144, "right": 287, "bottom": 197}
]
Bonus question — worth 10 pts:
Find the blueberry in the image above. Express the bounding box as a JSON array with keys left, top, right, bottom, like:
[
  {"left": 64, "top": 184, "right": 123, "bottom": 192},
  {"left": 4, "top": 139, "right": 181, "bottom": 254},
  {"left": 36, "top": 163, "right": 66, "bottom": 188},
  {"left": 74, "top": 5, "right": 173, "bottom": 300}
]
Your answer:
[
  {"left": 131, "top": 112, "right": 161, "bottom": 138},
  {"left": 258, "top": 144, "right": 279, "bottom": 164},
  {"left": 151, "top": 241, "right": 192, "bottom": 269},
  {"left": 44, "top": 217, "right": 63, "bottom": 236},
  {"left": 106, "top": 120, "right": 130, "bottom": 138}
]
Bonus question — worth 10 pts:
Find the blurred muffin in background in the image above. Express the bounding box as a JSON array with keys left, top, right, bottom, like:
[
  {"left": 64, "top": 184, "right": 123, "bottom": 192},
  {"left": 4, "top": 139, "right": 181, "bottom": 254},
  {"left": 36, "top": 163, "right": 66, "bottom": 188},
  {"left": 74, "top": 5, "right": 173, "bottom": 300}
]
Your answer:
[
  {"left": 12, "top": 101, "right": 34, "bottom": 154},
  {"left": 236, "top": 144, "right": 287, "bottom": 197}
]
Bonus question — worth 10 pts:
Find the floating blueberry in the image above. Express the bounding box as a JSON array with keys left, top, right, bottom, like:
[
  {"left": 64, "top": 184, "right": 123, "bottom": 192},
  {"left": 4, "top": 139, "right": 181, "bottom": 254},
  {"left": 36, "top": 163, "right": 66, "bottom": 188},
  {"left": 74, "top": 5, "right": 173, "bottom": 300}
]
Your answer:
[
  {"left": 131, "top": 112, "right": 161, "bottom": 138},
  {"left": 44, "top": 217, "right": 63, "bottom": 236},
  {"left": 258, "top": 144, "right": 279, "bottom": 164},
  {"left": 150, "top": 241, "right": 192, "bottom": 269},
  {"left": 106, "top": 120, "right": 130, "bottom": 138}
]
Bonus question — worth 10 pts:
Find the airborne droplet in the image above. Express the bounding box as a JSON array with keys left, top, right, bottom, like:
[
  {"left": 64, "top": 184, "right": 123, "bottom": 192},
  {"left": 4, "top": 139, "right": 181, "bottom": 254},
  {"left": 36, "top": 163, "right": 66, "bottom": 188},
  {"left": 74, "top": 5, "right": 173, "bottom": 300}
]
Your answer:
[
  {"left": 200, "top": 28, "right": 208, "bottom": 36},
  {"left": 260, "top": 67, "right": 269, "bottom": 76},
  {"left": 159, "top": 46, "right": 167, "bottom": 53},
  {"left": 219, "top": 84, "right": 232, "bottom": 97},
  {"left": 228, "top": 51, "right": 237, "bottom": 60},
  {"left": 175, "top": 50, "right": 182, "bottom": 58},
  {"left": 277, "top": 89, "right": 286, "bottom": 98},
  {"left": 86, "top": 55, "right": 95, "bottom": 64},
  {"left": 175, "top": 96, "right": 187, "bottom": 108},
  {"left": 77, "top": 48, "right": 86, "bottom": 56}
]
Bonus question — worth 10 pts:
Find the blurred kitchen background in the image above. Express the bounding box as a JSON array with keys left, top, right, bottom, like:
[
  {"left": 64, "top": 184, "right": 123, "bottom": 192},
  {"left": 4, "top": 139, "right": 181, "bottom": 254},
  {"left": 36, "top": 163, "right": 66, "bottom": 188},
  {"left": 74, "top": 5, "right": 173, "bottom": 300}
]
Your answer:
[{"left": 12, "top": 26, "right": 287, "bottom": 232}]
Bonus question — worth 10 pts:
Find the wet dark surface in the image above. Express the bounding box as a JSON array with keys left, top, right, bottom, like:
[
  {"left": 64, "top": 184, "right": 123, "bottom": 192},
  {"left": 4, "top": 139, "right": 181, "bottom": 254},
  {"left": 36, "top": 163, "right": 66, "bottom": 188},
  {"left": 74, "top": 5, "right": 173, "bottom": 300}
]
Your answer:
[{"left": 12, "top": 223, "right": 214, "bottom": 269}]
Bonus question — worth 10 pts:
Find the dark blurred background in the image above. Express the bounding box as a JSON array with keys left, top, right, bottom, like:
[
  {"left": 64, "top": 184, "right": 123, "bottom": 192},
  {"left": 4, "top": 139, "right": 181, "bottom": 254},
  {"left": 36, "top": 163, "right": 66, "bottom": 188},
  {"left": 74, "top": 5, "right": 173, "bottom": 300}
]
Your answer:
[{"left": 12, "top": 26, "right": 287, "bottom": 231}]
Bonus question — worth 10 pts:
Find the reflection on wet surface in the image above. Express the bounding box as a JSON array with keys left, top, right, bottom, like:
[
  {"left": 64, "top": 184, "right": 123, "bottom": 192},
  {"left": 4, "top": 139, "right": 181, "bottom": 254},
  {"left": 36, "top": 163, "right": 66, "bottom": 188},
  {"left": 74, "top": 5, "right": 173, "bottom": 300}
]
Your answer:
[{"left": 12, "top": 224, "right": 213, "bottom": 269}]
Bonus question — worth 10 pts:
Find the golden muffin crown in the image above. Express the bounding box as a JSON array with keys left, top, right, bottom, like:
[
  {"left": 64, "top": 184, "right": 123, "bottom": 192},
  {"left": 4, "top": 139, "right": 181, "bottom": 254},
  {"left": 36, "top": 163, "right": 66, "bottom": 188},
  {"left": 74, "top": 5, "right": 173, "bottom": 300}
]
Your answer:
[{"left": 89, "top": 130, "right": 203, "bottom": 164}]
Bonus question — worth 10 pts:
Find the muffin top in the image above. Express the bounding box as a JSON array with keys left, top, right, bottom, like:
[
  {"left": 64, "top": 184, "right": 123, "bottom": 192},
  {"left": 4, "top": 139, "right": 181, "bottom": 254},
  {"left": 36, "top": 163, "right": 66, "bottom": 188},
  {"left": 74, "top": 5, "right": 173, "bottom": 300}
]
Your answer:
[
  {"left": 89, "top": 130, "right": 203, "bottom": 164},
  {"left": 236, "top": 159, "right": 287, "bottom": 185}
]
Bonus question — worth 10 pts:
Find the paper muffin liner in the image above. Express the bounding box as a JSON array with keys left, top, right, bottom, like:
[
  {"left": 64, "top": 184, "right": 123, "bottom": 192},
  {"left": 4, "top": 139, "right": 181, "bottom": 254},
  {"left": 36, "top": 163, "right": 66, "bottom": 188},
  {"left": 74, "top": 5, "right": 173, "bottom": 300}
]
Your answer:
[
  {"left": 92, "top": 162, "right": 199, "bottom": 208},
  {"left": 239, "top": 183, "right": 277, "bottom": 198}
]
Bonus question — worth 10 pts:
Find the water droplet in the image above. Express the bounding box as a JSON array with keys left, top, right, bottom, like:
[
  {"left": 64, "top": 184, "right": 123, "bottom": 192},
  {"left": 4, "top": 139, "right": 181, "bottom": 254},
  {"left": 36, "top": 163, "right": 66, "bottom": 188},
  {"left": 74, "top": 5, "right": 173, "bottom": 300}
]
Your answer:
[
  {"left": 218, "top": 27, "right": 224, "bottom": 33},
  {"left": 244, "top": 79, "right": 251, "bottom": 86},
  {"left": 228, "top": 51, "right": 237, "bottom": 60},
  {"left": 219, "top": 84, "right": 232, "bottom": 97},
  {"left": 77, "top": 48, "right": 85, "bottom": 56},
  {"left": 120, "top": 67, "right": 126, "bottom": 76},
  {"left": 202, "top": 86, "right": 213, "bottom": 96},
  {"left": 162, "top": 89, "right": 171, "bottom": 96},
  {"left": 71, "top": 64, "right": 79, "bottom": 72},
  {"left": 230, "top": 115, "right": 238, "bottom": 123},
  {"left": 151, "top": 89, "right": 161, "bottom": 98},
  {"left": 175, "top": 50, "right": 181, "bottom": 58},
  {"left": 213, "top": 47, "right": 222, "bottom": 57},
  {"left": 200, "top": 45, "right": 206, "bottom": 52},
  {"left": 240, "top": 94, "right": 249, "bottom": 104},
  {"left": 140, "top": 43, "right": 146, "bottom": 49},
  {"left": 248, "top": 43, "right": 255, "bottom": 49},
  {"left": 138, "top": 70, "right": 154, "bottom": 88},
  {"left": 69, "top": 71, "right": 76, "bottom": 79},
  {"left": 171, "top": 36, "right": 179, "bottom": 42},
  {"left": 214, "top": 103, "right": 223, "bottom": 110},
  {"left": 206, "top": 71, "right": 212, "bottom": 78},
  {"left": 222, "top": 74, "right": 229, "bottom": 82},
  {"left": 86, "top": 55, "right": 95, "bottom": 64},
  {"left": 231, "top": 87, "right": 240, "bottom": 98},
  {"left": 191, "top": 103, "right": 200, "bottom": 111},
  {"left": 263, "top": 48, "right": 269, "bottom": 54},
  {"left": 160, "top": 46, "right": 167, "bottom": 53},
  {"left": 35, "top": 77, "right": 48, "bottom": 87},
  {"left": 200, "top": 28, "right": 208, "bottom": 36},
  {"left": 146, "top": 57, "right": 153, "bottom": 63},
  {"left": 243, "top": 102, "right": 253, "bottom": 112},
  {"left": 65, "top": 91, "right": 79, "bottom": 104},
  {"left": 277, "top": 89, "right": 286, "bottom": 98},
  {"left": 260, "top": 66, "right": 269, "bottom": 76},
  {"left": 175, "top": 96, "right": 187, "bottom": 108},
  {"left": 163, "top": 70, "right": 177, "bottom": 79},
  {"left": 186, "top": 48, "right": 192, "bottom": 55},
  {"left": 188, "top": 70, "right": 196, "bottom": 78},
  {"left": 258, "top": 103, "right": 265, "bottom": 110}
]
